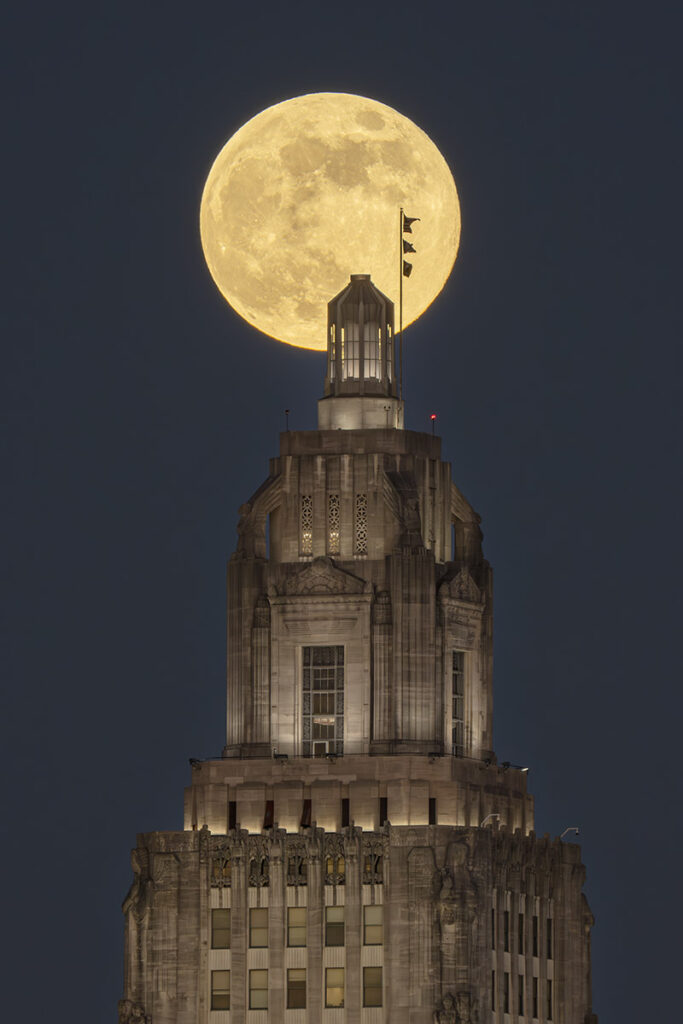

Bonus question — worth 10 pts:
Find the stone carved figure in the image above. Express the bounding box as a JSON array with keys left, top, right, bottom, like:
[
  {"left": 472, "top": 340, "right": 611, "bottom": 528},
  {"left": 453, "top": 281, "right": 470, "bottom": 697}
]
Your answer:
[
  {"left": 122, "top": 849, "right": 152, "bottom": 924},
  {"left": 455, "top": 990, "right": 477, "bottom": 1024},
  {"left": 436, "top": 841, "right": 478, "bottom": 993},
  {"left": 118, "top": 999, "right": 150, "bottom": 1024},
  {"left": 236, "top": 503, "right": 257, "bottom": 556},
  {"left": 433, "top": 990, "right": 477, "bottom": 1024},
  {"left": 449, "top": 567, "right": 481, "bottom": 604},
  {"left": 433, "top": 993, "right": 457, "bottom": 1024}
]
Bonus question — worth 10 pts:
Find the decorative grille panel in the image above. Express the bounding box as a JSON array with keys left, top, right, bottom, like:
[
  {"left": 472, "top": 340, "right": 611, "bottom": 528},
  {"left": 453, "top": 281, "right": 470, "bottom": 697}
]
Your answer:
[
  {"left": 355, "top": 493, "right": 368, "bottom": 553},
  {"left": 300, "top": 494, "right": 313, "bottom": 555},
  {"left": 328, "top": 493, "right": 340, "bottom": 554}
]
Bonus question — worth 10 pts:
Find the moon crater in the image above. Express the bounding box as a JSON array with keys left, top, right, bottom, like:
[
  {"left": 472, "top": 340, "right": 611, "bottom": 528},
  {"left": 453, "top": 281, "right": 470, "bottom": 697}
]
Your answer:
[{"left": 200, "top": 93, "right": 460, "bottom": 351}]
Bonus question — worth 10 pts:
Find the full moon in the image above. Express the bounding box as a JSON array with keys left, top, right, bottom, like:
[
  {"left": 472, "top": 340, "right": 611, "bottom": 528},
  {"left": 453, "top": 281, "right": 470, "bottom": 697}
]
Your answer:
[{"left": 200, "top": 93, "right": 460, "bottom": 351}]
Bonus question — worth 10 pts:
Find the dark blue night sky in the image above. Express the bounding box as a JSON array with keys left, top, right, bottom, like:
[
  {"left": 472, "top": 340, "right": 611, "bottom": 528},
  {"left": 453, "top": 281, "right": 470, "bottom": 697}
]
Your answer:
[{"left": 4, "top": 4, "right": 682, "bottom": 1020}]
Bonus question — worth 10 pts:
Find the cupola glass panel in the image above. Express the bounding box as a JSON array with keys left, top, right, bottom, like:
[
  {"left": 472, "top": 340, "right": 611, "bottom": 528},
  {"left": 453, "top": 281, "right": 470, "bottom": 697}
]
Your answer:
[{"left": 325, "top": 275, "right": 396, "bottom": 398}]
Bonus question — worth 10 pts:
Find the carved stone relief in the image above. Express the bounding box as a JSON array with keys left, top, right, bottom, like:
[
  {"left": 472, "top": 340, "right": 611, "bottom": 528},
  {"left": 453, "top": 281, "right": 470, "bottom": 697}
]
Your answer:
[
  {"left": 118, "top": 999, "right": 151, "bottom": 1024},
  {"left": 283, "top": 556, "right": 367, "bottom": 596},
  {"left": 436, "top": 841, "right": 479, "bottom": 994}
]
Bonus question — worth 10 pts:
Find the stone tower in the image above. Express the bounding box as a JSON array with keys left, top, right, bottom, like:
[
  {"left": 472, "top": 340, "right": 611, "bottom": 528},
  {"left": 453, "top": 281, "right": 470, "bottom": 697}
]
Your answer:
[{"left": 120, "top": 275, "right": 597, "bottom": 1024}]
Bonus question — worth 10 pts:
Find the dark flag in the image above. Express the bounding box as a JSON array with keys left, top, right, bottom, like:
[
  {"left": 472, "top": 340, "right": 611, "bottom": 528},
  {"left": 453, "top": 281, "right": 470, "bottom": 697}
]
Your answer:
[
  {"left": 402, "top": 214, "right": 420, "bottom": 233},
  {"left": 403, "top": 260, "right": 413, "bottom": 277},
  {"left": 402, "top": 240, "right": 416, "bottom": 254}
]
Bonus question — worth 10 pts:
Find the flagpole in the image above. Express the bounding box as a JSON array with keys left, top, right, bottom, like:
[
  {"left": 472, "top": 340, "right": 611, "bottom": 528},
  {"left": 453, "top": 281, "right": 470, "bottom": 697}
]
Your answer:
[{"left": 399, "top": 206, "right": 403, "bottom": 402}]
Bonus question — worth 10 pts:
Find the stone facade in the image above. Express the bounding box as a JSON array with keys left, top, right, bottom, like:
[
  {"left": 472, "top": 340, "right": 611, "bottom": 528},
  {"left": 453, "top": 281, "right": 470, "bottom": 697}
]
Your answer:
[{"left": 121, "top": 276, "right": 597, "bottom": 1024}]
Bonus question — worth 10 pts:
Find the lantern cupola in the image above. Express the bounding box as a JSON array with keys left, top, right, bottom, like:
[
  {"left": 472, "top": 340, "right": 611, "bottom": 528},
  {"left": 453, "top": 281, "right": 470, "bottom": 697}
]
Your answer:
[{"left": 318, "top": 274, "right": 404, "bottom": 429}]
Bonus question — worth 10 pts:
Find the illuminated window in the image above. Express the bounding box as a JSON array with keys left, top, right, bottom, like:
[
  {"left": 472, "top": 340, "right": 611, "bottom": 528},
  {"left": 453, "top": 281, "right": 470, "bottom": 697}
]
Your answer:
[
  {"left": 287, "top": 968, "right": 306, "bottom": 1009},
  {"left": 363, "top": 321, "right": 380, "bottom": 379},
  {"left": 325, "top": 906, "right": 345, "bottom": 946},
  {"left": 287, "top": 906, "right": 306, "bottom": 947},
  {"left": 328, "top": 493, "right": 340, "bottom": 554},
  {"left": 325, "top": 967, "right": 344, "bottom": 1008},
  {"left": 355, "top": 493, "right": 368, "bottom": 553},
  {"left": 452, "top": 651, "right": 464, "bottom": 755},
  {"left": 211, "top": 970, "right": 230, "bottom": 1010},
  {"left": 325, "top": 854, "right": 345, "bottom": 885},
  {"left": 387, "top": 324, "right": 393, "bottom": 380},
  {"left": 329, "top": 324, "right": 336, "bottom": 381},
  {"left": 211, "top": 855, "right": 231, "bottom": 887},
  {"left": 302, "top": 646, "right": 344, "bottom": 757},
  {"left": 363, "top": 904, "right": 383, "bottom": 945},
  {"left": 300, "top": 495, "right": 313, "bottom": 555},
  {"left": 249, "top": 969, "right": 268, "bottom": 1010},
  {"left": 344, "top": 320, "right": 360, "bottom": 378},
  {"left": 211, "top": 908, "right": 230, "bottom": 949},
  {"left": 363, "top": 966, "right": 383, "bottom": 1007},
  {"left": 249, "top": 907, "right": 268, "bottom": 947}
]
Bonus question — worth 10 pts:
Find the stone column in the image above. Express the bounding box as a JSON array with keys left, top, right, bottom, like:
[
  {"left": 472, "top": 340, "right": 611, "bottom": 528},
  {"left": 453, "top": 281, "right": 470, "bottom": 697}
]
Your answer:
[
  {"left": 371, "top": 591, "right": 392, "bottom": 750},
  {"left": 250, "top": 596, "right": 271, "bottom": 752}
]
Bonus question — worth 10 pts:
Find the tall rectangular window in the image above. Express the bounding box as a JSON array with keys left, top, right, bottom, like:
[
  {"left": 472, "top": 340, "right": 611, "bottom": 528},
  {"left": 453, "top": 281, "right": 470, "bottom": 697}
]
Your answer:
[
  {"left": 341, "top": 797, "right": 350, "bottom": 827},
  {"left": 355, "top": 493, "right": 368, "bottom": 553},
  {"left": 379, "top": 796, "right": 388, "bottom": 825},
  {"left": 363, "top": 322, "right": 380, "bottom": 379},
  {"left": 328, "top": 493, "right": 340, "bottom": 554},
  {"left": 287, "top": 968, "right": 306, "bottom": 1009},
  {"left": 532, "top": 977, "right": 538, "bottom": 1018},
  {"left": 302, "top": 646, "right": 344, "bottom": 757},
  {"left": 287, "top": 906, "right": 306, "bottom": 947},
  {"left": 211, "top": 908, "right": 230, "bottom": 949},
  {"left": 344, "top": 321, "right": 360, "bottom": 379},
  {"left": 518, "top": 911, "right": 524, "bottom": 954},
  {"left": 452, "top": 651, "right": 465, "bottom": 755},
  {"left": 429, "top": 797, "right": 437, "bottom": 824},
  {"left": 518, "top": 974, "right": 524, "bottom": 1015},
  {"left": 504, "top": 971, "right": 510, "bottom": 1014},
  {"left": 547, "top": 917, "right": 553, "bottom": 959},
  {"left": 300, "top": 494, "right": 313, "bottom": 555},
  {"left": 491, "top": 907, "right": 495, "bottom": 948},
  {"left": 363, "top": 904, "right": 383, "bottom": 945},
  {"left": 504, "top": 909, "right": 510, "bottom": 951},
  {"left": 491, "top": 970, "right": 496, "bottom": 1011},
  {"left": 211, "top": 970, "right": 230, "bottom": 1010},
  {"left": 249, "top": 907, "right": 268, "bottom": 947},
  {"left": 547, "top": 979, "right": 553, "bottom": 1020},
  {"left": 249, "top": 969, "right": 268, "bottom": 1010},
  {"left": 363, "top": 966, "right": 383, "bottom": 1007},
  {"left": 533, "top": 915, "right": 539, "bottom": 956},
  {"left": 325, "top": 906, "right": 344, "bottom": 946},
  {"left": 325, "top": 967, "right": 344, "bottom": 1008},
  {"left": 228, "top": 799, "right": 237, "bottom": 830}
]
